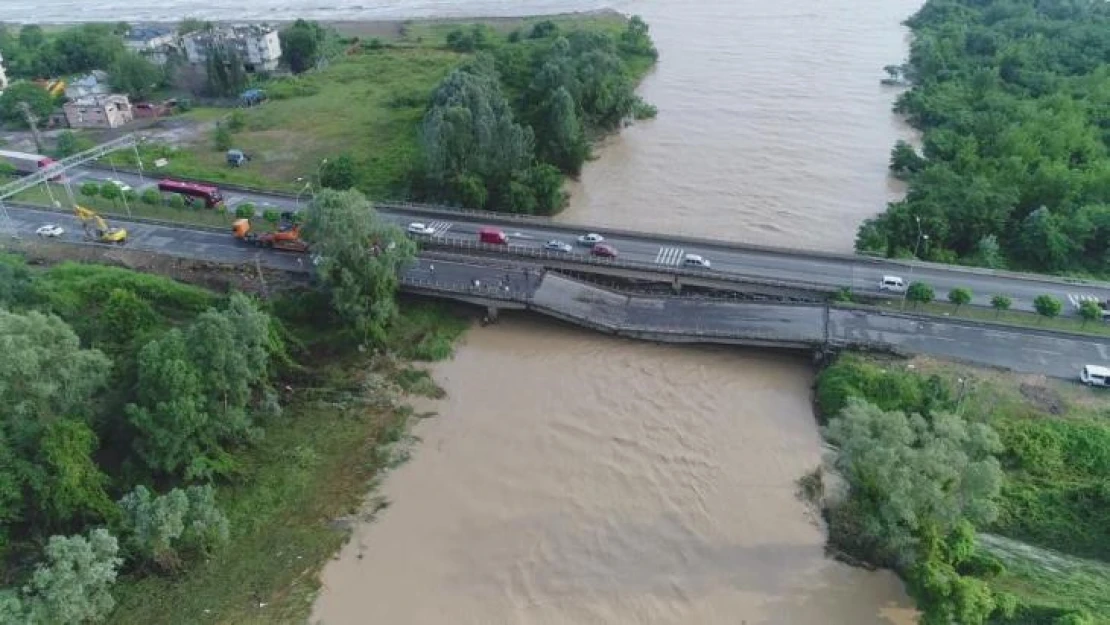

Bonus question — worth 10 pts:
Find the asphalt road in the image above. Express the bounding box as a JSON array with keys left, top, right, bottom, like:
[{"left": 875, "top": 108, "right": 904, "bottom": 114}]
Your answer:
[{"left": 56, "top": 167, "right": 1110, "bottom": 314}]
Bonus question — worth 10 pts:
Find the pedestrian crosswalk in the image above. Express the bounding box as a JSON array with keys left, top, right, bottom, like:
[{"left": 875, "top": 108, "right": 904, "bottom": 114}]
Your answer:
[
  {"left": 426, "top": 220, "right": 453, "bottom": 236},
  {"left": 654, "top": 246, "right": 685, "bottom": 266},
  {"left": 1068, "top": 293, "right": 1103, "bottom": 309}
]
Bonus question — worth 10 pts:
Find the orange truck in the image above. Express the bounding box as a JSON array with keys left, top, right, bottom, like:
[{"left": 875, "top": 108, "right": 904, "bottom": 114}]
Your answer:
[{"left": 232, "top": 213, "right": 309, "bottom": 252}]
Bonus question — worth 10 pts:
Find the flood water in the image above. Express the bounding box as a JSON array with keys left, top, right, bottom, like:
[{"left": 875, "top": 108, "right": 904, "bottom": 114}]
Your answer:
[
  {"left": 311, "top": 319, "right": 916, "bottom": 625},
  {"left": 14, "top": 0, "right": 922, "bottom": 621}
]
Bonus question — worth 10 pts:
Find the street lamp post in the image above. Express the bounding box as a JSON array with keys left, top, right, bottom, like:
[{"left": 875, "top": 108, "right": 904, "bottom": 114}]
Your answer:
[
  {"left": 900, "top": 216, "right": 928, "bottom": 311},
  {"left": 294, "top": 181, "right": 312, "bottom": 209}
]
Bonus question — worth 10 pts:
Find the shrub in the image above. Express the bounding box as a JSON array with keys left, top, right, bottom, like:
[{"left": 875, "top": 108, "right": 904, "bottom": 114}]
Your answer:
[
  {"left": 906, "top": 281, "right": 935, "bottom": 307},
  {"left": 140, "top": 188, "right": 161, "bottom": 205},
  {"left": 990, "top": 294, "right": 1011, "bottom": 316},
  {"left": 234, "top": 203, "right": 255, "bottom": 219},
  {"left": 168, "top": 194, "right": 186, "bottom": 209},
  {"left": 262, "top": 208, "right": 280, "bottom": 223},
  {"left": 1033, "top": 295, "right": 1062, "bottom": 320},
  {"left": 80, "top": 182, "right": 100, "bottom": 198},
  {"left": 227, "top": 109, "right": 246, "bottom": 132},
  {"left": 947, "top": 287, "right": 972, "bottom": 312}
]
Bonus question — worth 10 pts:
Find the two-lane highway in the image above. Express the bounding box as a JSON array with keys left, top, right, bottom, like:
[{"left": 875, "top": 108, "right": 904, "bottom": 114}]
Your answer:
[{"left": 59, "top": 166, "right": 1110, "bottom": 314}]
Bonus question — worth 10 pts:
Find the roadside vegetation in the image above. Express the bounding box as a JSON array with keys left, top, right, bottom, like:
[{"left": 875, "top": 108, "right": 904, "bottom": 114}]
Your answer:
[
  {"left": 812, "top": 354, "right": 1110, "bottom": 624},
  {"left": 856, "top": 0, "right": 1110, "bottom": 277},
  {"left": 0, "top": 184, "right": 468, "bottom": 622}
]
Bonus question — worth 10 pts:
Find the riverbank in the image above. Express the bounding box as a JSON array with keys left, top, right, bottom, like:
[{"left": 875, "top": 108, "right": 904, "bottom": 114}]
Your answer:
[{"left": 814, "top": 353, "right": 1110, "bottom": 623}]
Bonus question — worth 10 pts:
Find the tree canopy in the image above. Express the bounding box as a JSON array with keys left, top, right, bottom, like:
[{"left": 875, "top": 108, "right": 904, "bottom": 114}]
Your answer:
[
  {"left": 856, "top": 0, "right": 1110, "bottom": 275},
  {"left": 279, "top": 19, "right": 326, "bottom": 74},
  {"left": 302, "top": 189, "right": 416, "bottom": 344}
]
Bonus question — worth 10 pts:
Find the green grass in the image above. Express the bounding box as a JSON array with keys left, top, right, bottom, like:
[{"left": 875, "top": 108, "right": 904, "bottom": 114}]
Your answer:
[
  {"left": 14, "top": 183, "right": 236, "bottom": 229},
  {"left": 844, "top": 298, "right": 1110, "bottom": 338},
  {"left": 981, "top": 535, "right": 1110, "bottom": 620}
]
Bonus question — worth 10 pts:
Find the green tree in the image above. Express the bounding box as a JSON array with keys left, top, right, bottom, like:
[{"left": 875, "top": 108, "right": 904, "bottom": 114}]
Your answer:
[
  {"left": 79, "top": 182, "right": 100, "bottom": 201},
  {"left": 99, "top": 182, "right": 121, "bottom": 206},
  {"left": 21, "top": 529, "right": 122, "bottom": 624},
  {"left": 168, "top": 194, "right": 186, "bottom": 209},
  {"left": 55, "top": 131, "right": 80, "bottom": 158},
  {"left": 140, "top": 188, "right": 161, "bottom": 205},
  {"left": 51, "top": 24, "right": 126, "bottom": 74},
  {"left": 889, "top": 140, "right": 926, "bottom": 179},
  {"left": 124, "top": 329, "right": 210, "bottom": 475},
  {"left": 823, "top": 398, "right": 1003, "bottom": 566},
  {"left": 1033, "top": 294, "right": 1062, "bottom": 321},
  {"left": 319, "top": 154, "right": 356, "bottom": 190},
  {"left": 947, "top": 287, "right": 972, "bottom": 312},
  {"left": 36, "top": 420, "right": 114, "bottom": 526},
  {"left": 235, "top": 203, "right": 255, "bottom": 218},
  {"left": 302, "top": 189, "right": 416, "bottom": 343},
  {"left": 1078, "top": 299, "right": 1102, "bottom": 326},
  {"left": 906, "top": 281, "right": 935, "bottom": 308},
  {"left": 110, "top": 52, "right": 162, "bottom": 100},
  {"left": 279, "top": 19, "right": 323, "bottom": 74},
  {"left": 117, "top": 484, "right": 229, "bottom": 572},
  {"left": 0, "top": 81, "right": 55, "bottom": 128},
  {"left": 989, "top": 294, "right": 1011, "bottom": 317},
  {"left": 212, "top": 124, "right": 232, "bottom": 152},
  {"left": 537, "top": 86, "right": 589, "bottom": 175},
  {"left": 420, "top": 64, "right": 535, "bottom": 211}
]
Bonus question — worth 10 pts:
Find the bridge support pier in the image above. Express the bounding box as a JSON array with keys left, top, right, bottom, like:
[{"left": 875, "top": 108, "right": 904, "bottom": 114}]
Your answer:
[{"left": 481, "top": 305, "right": 500, "bottom": 326}]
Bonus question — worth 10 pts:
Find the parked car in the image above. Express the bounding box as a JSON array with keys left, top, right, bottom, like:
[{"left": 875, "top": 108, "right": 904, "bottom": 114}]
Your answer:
[
  {"left": 544, "top": 240, "right": 573, "bottom": 253},
  {"left": 682, "top": 253, "right": 711, "bottom": 268},
  {"left": 479, "top": 227, "right": 508, "bottom": 245},
  {"left": 577, "top": 232, "right": 605, "bottom": 246},
  {"left": 879, "top": 275, "right": 906, "bottom": 292},
  {"left": 35, "top": 224, "right": 65, "bottom": 238},
  {"left": 591, "top": 243, "right": 618, "bottom": 258},
  {"left": 406, "top": 222, "right": 436, "bottom": 236}
]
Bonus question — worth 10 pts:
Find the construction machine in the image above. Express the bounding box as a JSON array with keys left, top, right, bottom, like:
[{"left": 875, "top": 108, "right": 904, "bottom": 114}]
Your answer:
[
  {"left": 232, "top": 212, "right": 308, "bottom": 252},
  {"left": 74, "top": 206, "right": 127, "bottom": 244}
]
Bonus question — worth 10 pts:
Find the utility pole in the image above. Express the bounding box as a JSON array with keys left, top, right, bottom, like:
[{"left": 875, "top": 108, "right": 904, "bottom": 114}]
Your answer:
[{"left": 17, "top": 101, "right": 44, "bottom": 154}]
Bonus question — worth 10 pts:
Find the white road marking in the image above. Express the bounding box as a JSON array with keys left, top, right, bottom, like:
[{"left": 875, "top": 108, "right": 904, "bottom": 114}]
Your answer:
[
  {"left": 426, "top": 220, "right": 453, "bottom": 235},
  {"left": 655, "top": 246, "right": 684, "bottom": 266}
]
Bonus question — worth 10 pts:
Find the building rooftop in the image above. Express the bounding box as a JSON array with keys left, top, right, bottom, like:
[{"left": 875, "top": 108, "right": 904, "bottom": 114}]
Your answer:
[{"left": 125, "top": 26, "right": 175, "bottom": 43}]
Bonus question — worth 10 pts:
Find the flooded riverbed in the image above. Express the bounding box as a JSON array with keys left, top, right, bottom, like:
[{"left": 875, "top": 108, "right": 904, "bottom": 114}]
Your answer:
[{"left": 311, "top": 318, "right": 915, "bottom": 624}]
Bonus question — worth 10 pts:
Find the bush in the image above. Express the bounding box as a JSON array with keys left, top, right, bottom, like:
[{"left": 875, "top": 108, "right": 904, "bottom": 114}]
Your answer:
[
  {"left": 265, "top": 76, "right": 320, "bottom": 101},
  {"left": 168, "top": 194, "right": 186, "bottom": 209},
  {"left": 1033, "top": 295, "right": 1062, "bottom": 320},
  {"left": 140, "top": 189, "right": 161, "bottom": 205},
  {"left": 117, "top": 485, "right": 230, "bottom": 573},
  {"left": 80, "top": 182, "right": 100, "bottom": 198},
  {"left": 234, "top": 203, "right": 255, "bottom": 219},
  {"left": 213, "top": 124, "right": 232, "bottom": 152},
  {"left": 947, "top": 287, "right": 972, "bottom": 311},
  {"left": 227, "top": 109, "right": 246, "bottom": 132},
  {"left": 122, "top": 189, "right": 139, "bottom": 203},
  {"left": 262, "top": 208, "right": 280, "bottom": 224},
  {"left": 906, "top": 281, "right": 935, "bottom": 307}
]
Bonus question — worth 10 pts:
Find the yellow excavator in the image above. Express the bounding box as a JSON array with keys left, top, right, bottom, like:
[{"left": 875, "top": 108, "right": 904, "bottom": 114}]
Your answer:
[{"left": 74, "top": 206, "right": 127, "bottom": 244}]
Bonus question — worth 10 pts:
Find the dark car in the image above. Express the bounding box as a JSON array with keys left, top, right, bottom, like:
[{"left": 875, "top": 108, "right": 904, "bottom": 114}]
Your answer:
[{"left": 591, "top": 243, "right": 618, "bottom": 258}]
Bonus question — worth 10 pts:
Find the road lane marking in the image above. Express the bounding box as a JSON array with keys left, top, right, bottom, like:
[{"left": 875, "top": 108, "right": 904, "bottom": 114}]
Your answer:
[
  {"left": 1068, "top": 293, "right": 1101, "bottom": 309},
  {"left": 655, "top": 246, "right": 684, "bottom": 266}
]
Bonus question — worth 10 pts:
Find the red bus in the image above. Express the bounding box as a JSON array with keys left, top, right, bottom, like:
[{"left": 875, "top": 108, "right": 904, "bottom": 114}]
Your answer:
[
  {"left": 157, "top": 178, "right": 224, "bottom": 208},
  {"left": 0, "top": 150, "right": 62, "bottom": 181}
]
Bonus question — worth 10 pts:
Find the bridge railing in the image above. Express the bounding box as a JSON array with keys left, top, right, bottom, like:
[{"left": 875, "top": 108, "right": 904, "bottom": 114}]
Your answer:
[{"left": 418, "top": 237, "right": 858, "bottom": 296}]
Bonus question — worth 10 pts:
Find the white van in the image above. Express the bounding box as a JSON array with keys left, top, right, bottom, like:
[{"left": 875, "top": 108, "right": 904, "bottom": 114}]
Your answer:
[
  {"left": 879, "top": 275, "right": 906, "bottom": 293},
  {"left": 1080, "top": 365, "right": 1110, "bottom": 387}
]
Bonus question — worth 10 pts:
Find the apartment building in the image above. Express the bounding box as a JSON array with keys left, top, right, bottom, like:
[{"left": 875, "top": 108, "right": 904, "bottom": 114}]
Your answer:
[{"left": 183, "top": 24, "right": 282, "bottom": 73}]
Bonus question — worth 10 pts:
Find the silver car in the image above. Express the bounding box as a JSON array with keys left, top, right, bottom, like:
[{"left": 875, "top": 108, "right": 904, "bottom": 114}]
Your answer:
[{"left": 544, "top": 240, "right": 573, "bottom": 253}]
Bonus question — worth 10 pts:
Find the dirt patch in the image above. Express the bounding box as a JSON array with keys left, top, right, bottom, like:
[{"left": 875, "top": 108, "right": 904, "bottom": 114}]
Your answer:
[
  {"left": 1019, "top": 383, "right": 1066, "bottom": 415},
  {"left": 3, "top": 239, "right": 307, "bottom": 296}
]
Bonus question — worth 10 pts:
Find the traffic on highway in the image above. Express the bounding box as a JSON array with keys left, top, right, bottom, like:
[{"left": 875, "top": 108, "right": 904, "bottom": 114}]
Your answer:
[{"left": 37, "top": 166, "right": 1110, "bottom": 315}]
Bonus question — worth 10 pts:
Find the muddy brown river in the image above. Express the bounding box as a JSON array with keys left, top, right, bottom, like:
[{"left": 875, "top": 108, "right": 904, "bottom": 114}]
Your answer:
[{"left": 311, "top": 319, "right": 916, "bottom": 624}]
